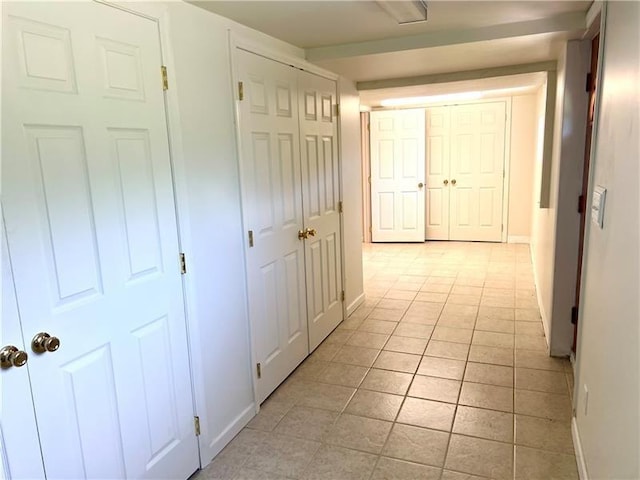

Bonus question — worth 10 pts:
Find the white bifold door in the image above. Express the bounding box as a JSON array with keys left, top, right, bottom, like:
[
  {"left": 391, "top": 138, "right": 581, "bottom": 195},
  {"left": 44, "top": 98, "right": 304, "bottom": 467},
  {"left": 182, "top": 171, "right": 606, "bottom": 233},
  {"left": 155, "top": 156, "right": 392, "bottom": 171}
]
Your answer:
[
  {"left": 426, "top": 102, "right": 506, "bottom": 242},
  {"left": 370, "top": 109, "right": 426, "bottom": 242},
  {"left": 236, "top": 49, "right": 343, "bottom": 403},
  {"left": 2, "top": 2, "right": 199, "bottom": 479}
]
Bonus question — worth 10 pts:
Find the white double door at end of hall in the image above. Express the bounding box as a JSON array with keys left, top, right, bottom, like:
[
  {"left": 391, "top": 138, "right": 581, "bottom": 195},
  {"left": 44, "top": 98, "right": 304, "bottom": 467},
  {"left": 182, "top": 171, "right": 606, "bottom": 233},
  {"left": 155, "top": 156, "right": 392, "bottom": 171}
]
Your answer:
[
  {"left": 237, "top": 49, "right": 344, "bottom": 403},
  {"left": 2, "top": 2, "right": 199, "bottom": 479},
  {"left": 426, "top": 102, "right": 507, "bottom": 242}
]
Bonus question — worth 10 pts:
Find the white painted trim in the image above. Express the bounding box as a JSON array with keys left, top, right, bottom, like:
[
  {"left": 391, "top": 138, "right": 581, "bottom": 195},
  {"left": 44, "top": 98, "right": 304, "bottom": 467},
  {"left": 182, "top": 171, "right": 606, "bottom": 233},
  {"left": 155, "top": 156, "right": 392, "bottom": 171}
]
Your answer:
[
  {"left": 233, "top": 36, "right": 338, "bottom": 81},
  {"left": 502, "top": 97, "right": 513, "bottom": 243},
  {"left": 508, "top": 236, "right": 530, "bottom": 244},
  {"left": 530, "top": 243, "right": 551, "bottom": 353},
  {"left": 347, "top": 292, "right": 366, "bottom": 317},
  {"left": 572, "top": 417, "right": 589, "bottom": 480},
  {"left": 585, "top": 1, "right": 602, "bottom": 33},
  {"left": 205, "top": 404, "right": 255, "bottom": 465},
  {"left": 335, "top": 80, "right": 348, "bottom": 322}
]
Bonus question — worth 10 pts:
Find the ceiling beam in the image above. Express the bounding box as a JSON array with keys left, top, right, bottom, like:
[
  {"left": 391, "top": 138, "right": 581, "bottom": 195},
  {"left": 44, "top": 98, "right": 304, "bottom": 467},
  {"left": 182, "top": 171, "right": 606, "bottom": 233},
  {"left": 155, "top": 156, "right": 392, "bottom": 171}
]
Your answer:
[
  {"left": 306, "top": 11, "right": 585, "bottom": 61},
  {"left": 356, "top": 61, "right": 557, "bottom": 91}
]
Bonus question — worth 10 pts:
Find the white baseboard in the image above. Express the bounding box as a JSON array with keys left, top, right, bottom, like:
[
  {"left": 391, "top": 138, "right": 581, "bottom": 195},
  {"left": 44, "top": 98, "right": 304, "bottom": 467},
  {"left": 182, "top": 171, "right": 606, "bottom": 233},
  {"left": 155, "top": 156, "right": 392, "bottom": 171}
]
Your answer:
[
  {"left": 508, "top": 235, "right": 530, "bottom": 244},
  {"left": 202, "top": 403, "right": 256, "bottom": 467},
  {"left": 572, "top": 417, "right": 589, "bottom": 480},
  {"left": 346, "top": 291, "right": 366, "bottom": 317}
]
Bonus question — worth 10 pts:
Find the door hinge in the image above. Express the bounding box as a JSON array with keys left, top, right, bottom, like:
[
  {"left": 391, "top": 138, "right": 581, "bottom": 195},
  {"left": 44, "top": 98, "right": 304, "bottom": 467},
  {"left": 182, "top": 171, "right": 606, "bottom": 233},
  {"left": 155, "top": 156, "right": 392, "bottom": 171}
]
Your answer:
[
  {"left": 578, "top": 195, "right": 585, "bottom": 214},
  {"left": 367, "top": 123, "right": 370, "bottom": 131},
  {"left": 194, "top": 416, "right": 201, "bottom": 436},
  {"left": 585, "top": 73, "right": 592, "bottom": 92},
  {"left": 179, "top": 253, "right": 187, "bottom": 274},
  {"left": 161, "top": 66, "right": 168, "bottom": 91},
  {"left": 256, "top": 363, "right": 262, "bottom": 379},
  {"left": 248, "top": 230, "right": 254, "bottom": 248},
  {"left": 333, "top": 104, "right": 340, "bottom": 117},
  {"left": 501, "top": 224, "right": 504, "bottom": 233},
  {"left": 368, "top": 226, "right": 372, "bottom": 232},
  {"left": 341, "top": 290, "right": 345, "bottom": 302},
  {"left": 238, "top": 81, "right": 244, "bottom": 101},
  {"left": 368, "top": 176, "right": 371, "bottom": 184},
  {"left": 571, "top": 306, "right": 579, "bottom": 325},
  {"left": 338, "top": 201, "right": 343, "bottom": 213}
]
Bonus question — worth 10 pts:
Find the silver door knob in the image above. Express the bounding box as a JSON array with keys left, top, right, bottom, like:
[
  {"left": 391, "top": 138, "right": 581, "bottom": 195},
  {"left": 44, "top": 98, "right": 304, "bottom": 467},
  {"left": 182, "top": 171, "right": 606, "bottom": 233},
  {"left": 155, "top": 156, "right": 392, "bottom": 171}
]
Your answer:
[{"left": 418, "top": 183, "right": 424, "bottom": 188}]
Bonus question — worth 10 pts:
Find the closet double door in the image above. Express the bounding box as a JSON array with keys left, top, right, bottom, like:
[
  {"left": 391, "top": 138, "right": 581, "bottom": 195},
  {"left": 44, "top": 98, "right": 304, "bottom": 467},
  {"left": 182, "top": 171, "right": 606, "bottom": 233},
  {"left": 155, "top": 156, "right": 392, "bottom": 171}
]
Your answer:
[
  {"left": 236, "top": 49, "right": 343, "bottom": 403},
  {"left": 426, "top": 102, "right": 507, "bottom": 242}
]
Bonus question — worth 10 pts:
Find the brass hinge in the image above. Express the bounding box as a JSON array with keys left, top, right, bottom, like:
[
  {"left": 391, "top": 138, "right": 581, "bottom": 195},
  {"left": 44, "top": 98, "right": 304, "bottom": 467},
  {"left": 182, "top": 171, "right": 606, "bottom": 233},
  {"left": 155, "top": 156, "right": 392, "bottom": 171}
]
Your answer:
[
  {"left": 368, "top": 226, "right": 372, "bottom": 232},
  {"left": 368, "top": 176, "right": 371, "bottom": 184},
  {"left": 367, "top": 123, "right": 370, "bottom": 131},
  {"left": 501, "top": 225, "right": 504, "bottom": 233},
  {"left": 338, "top": 201, "right": 343, "bottom": 213},
  {"left": 238, "top": 81, "right": 244, "bottom": 101},
  {"left": 179, "top": 253, "right": 187, "bottom": 274},
  {"left": 333, "top": 104, "right": 340, "bottom": 117},
  {"left": 341, "top": 290, "right": 345, "bottom": 302},
  {"left": 248, "top": 230, "right": 254, "bottom": 248},
  {"left": 256, "top": 363, "right": 262, "bottom": 379},
  {"left": 194, "top": 416, "right": 201, "bottom": 436},
  {"left": 161, "top": 66, "right": 168, "bottom": 91}
]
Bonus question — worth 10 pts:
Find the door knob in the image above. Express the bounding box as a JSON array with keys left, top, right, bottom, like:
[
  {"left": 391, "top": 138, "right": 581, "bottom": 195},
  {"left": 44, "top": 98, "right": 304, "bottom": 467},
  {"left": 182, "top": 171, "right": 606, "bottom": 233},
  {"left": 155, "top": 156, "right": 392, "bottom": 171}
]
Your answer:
[
  {"left": 443, "top": 179, "right": 449, "bottom": 186},
  {"left": 298, "top": 229, "right": 308, "bottom": 240},
  {"left": 451, "top": 179, "right": 457, "bottom": 185},
  {"left": 0, "top": 345, "right": 28, "bottom": 369},
  {"left": 31, "top": 332, "right": 61, "bottom": 354},
  {"left": 305, "top": 228, "right": 317, "bottom": 237},
  {"left": 418, "top": 182, "right": 424, "bottom": 188}
]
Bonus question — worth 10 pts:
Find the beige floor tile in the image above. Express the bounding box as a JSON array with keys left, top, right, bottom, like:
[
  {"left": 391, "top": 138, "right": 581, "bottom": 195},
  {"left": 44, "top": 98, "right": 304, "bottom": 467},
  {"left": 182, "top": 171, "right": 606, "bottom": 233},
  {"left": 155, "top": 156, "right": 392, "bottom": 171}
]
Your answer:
[
  {"left": 445, "top": 434, "right": 513, "bottom": 480},
  {"left": 232, "top": 467, "right": 292, "bottom": 479},
  {"left": 421, "top": 283, "right": 453, "bottom": 294},
  {"left": 515, "top": 390, "right": 572, "bottom": 421},
  {"left": 425, "top": 340, "right": 470, "bottom": 361},
  {"left": 408, "top": 375, "right": 462, "bottom": 404},
  {"left": 383, "top": 424, "right": 450, "bottom": 467},
  {"left": 515, "top": 334, "right": 547, "bottom": 351},
  {"left": 359, "top": 319, "right": 399, "bottom": 335},
  {"left": 472, "top": 331, "right": 514, "bottom": 348},
  {"left": 295, "top": 381, "right": 357, "bottom": 412},
  {"left": 246, "top": 399, "right": 292, "bottom": 432},
  {"left": 397, "top": 397, "right": 456, "bottom": 431},
  {"left": 339, "top": 316, "right": 366, "bottom": 331},
  {"left": 483, "top": 287, "right": 514, "bottom": 299},
  {"left": 347, "top": 331, "right": 390, "bottom": 349},
  {"left": 514, "top": 446, "right": 578, "bottom": 479},
  {"left": 426, "top": 276, "right": 456, "bottom": 285},
  {"left": 316, "top": 362, "right": 368, "bottom": 388},
  {"left": 345, "top": 389, "right": 403, "bottom": 421},
  {"left": 515, "top": 308, "right": 541, "bottom": 321},
  {"left": 405, "top": 301, "right": 445, "bottom": 320},
  {"left": 373, "top": 351, "right": 421, "bottom": 373},
  {"left": 393, "top": 323, "right": 434, "bottom": 339},
  {"left": 452, "top": 405, "right": 514, "bottom": 443},
  {"left": 468, "top": 345, "right": 514, "bottom": 367},
  {"left": 447, "top": 294, "right": 481, "bottom": 306},
  {"left": 515, "top": 321, "right": 544, "bottom": 336},
  {"left": 440, "top": 470, "right": 487, "bottom": 480},
  {"left": 451, "top": 285, "right": 483, "bottom": 296},
  {"left": 415, "top": 292, "right": 449, "bottom": 303},
  {"left": 218, "top": 429, "right": 269, "bottom": 465},
  {"left": 309, "top": 342, "right": 341, "bottom": 362},
  {"left": 273, "top": 406, "right": 338, "bottom": 441},
  {"left": 400, "top": 312, "right": 439, "bottom": 326},
  {"left": 477, "top": 306, "right": 515, "bottom": 321},
  {"left": 377, "top": 298, "right": 411, "bottom": 311},
  {"left": 515, "top": 415, "right": 574, "bottom": 454},
  {"left": 368, "top": 308, "right": 404, "bottom": 322},
  {"left": 459, "top": 382, "right": 513, "bottom": 412},
  {"left": 431, "top": 326, "right": 474, "bottom": 344},
  {"left": 325, "top": 413, "right": 392, "bottom": 454},
  {"left": 437, "top": 315, "right": 477, "bottom": 329},
  {"left": 480, "top": 296, "right": 515, "bottom": 308},
  {"left": 475, "top": 318, "right": 514, "bottom": 334},
  {"left": 442, "top": 304, "right": 478, "bottom": 318},
  {"left": 393, "top": 281, "right": 423, "bottom": 292},
  {"left": 290, "top": 359, "right": 330, "bottom": 381},
  {"left": 333, "top": 345, "right": 380, "bottom": 367},
  {"left": 323, "top": 329, "right": 354, "bottom": 345},
  {"left": 302, "top": 445, "right": 377, "bottom": 480},
  {"left": 515, "top": 297, "right": 539, "bottom": 309},
  {"left": 243, "top": 433, "right": 320, "bottom": 478},
  {"left": 371, "top": 457, "right": 441, "bottom": 480},
  {"left": 360, "top": 368, "right": 413, "bottom": 395},
  {"left": 417, "top": 356, "right": 466, "bottom": 380},
  {"left": 515, "top": 368, "right": 569, "bottom": 394},
  {"left": 383, "top": 336, "right": 428, "bottom": 355},
  {"left": 384, "top": 290, "right": 417, "bottom": 301},
  {"left": 464, "top": 362, "right": 513, "bottom": 387}
]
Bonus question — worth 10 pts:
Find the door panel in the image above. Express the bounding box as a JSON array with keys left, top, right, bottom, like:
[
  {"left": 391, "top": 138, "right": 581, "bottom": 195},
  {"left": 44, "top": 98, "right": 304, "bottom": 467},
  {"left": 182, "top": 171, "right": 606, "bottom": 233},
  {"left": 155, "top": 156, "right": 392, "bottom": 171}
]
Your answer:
[
  {"left": 370, "top": 109, "right": 426, "bottom": 242},
  {"left": 298, "top": 70, "right": 343, "bottom": 351},
  {"left": 425, "top": 107, "right": 451, "bottom": 240},
  {"left": 237, "top": 49, "right": 308, "bottom": 403},
  {"left": 449, "top": 102, "right": 506, "bottom": 241},
  {"left": 2, "top": 3, "right": 199, "bottom": 478}
]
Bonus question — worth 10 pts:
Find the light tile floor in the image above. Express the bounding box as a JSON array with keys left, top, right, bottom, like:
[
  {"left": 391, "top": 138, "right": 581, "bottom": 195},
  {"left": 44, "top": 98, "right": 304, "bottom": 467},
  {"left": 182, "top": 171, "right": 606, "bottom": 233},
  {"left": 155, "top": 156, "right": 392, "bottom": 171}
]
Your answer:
[{"left": 200, "top": 242, "right": 578, "bottom": 480}]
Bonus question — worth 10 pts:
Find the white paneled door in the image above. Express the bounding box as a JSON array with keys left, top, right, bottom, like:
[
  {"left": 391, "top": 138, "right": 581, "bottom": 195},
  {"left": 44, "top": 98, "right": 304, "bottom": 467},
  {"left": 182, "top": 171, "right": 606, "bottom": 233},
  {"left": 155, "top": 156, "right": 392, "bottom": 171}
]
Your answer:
[
  {"left": 237, "top": 49, "right": 309, "bottom": 403},
  {"left": 425, "top": 107, "right": 452, "bottom": 240},
  {"left": 370, "top": 109, "right": 426, "bottom": 242},
  {"left": 298, "top": 71, "right": 343, "bottom": 351},
  {"left": 2, "top": 2, "right": 199, "bottom": 479}
]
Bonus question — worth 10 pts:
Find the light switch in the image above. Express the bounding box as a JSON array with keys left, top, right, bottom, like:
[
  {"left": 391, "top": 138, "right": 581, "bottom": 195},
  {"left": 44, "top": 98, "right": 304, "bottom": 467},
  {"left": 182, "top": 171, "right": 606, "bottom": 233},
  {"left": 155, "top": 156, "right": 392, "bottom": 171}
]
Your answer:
[{"left": 591, "top": 185, "right": 606, "bottom": 228}]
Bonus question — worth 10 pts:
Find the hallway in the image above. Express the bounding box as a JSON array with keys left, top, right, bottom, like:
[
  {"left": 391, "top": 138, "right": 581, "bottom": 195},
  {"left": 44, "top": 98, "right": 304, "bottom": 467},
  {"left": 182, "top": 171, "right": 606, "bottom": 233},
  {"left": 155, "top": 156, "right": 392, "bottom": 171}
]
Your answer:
[{"left": 203, "top": 242, "right": 578, "bottom": 480}]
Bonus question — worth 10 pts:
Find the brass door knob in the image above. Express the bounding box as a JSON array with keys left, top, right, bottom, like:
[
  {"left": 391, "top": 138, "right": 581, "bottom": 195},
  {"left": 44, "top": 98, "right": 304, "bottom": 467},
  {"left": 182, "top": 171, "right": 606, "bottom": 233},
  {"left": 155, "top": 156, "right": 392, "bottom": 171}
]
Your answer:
[
  {"left": 418, "top": 182, "right": 424, "bottom": 188},
  {"left": 31, "top": 332, "right": 61, "bottom": 354},
  {"left": 305, "top": 228, "right": 317, "bottom": 237},
  {"left": 451, "top": 179, "right": 457, "bottom": 185},
  {"left": 298, "top": 229, "right": 308, "bottom": 240},
  {"left": 443, "top": 179, "right": 449, "bottom": 186},
  {"left": 0, "top": 345, "right": 28, "bottom": 369}
]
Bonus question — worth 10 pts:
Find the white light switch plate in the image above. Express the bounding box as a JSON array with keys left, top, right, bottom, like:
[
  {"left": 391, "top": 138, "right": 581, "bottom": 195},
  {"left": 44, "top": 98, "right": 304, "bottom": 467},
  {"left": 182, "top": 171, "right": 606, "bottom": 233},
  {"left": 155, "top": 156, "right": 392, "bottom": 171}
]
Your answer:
[{"left": 591, "top": 185, "right": 606, "bottom": 228}]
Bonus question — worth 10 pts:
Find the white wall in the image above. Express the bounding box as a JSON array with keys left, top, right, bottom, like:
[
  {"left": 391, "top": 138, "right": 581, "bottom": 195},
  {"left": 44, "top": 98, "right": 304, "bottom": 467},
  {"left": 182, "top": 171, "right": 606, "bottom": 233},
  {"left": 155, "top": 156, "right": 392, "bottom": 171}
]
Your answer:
[
  {"left": 339, "top": 78, "right": 365, "bottom": 314},
  {"left": 507, "top": 94, "right": 537, "bottom": 240},
  {"left": 530, "top": 39, "right": 590, "bottom": 356},
  {"left": 573, "top": 2, "right": 640, "bottom": 478}
]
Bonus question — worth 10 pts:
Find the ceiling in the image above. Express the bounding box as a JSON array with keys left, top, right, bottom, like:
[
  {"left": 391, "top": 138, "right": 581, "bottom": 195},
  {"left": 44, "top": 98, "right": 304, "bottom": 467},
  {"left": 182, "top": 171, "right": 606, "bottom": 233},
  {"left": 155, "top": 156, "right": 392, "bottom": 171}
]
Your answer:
[{"left": 191, "top": 1, "right": 591, "bottom": 90}]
